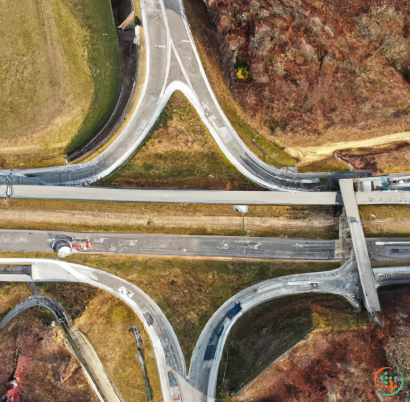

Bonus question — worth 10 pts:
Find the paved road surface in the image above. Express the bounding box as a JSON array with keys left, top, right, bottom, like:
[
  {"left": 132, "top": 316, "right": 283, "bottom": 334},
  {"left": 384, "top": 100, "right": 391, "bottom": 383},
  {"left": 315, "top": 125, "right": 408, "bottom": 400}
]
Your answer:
[
  {"left": 0, "top": 259, "right": 185, "bottom": 402},
  {"left": 3, "top": 229, "right": 410, "bottom": 262},
  {"left": 6, "top": 185, "right": 410, "bottom": 205},
  {"left": 0, "top": 230, "right": 336, "bottom": 260},
  {"left": 8, "top": 185, "right": 338, "bottom": 204},
  {"left": 340, "top": 179, "right": 381, "bottom": 313},
  {"left": 0, "top": 0, "right": 368, "bottom": 190},
  {"left": 0, "top": 296, "right": 121, "bottom": 402},
  {"left": 188, "top": 259, "right": 360, "bottom": 400}
]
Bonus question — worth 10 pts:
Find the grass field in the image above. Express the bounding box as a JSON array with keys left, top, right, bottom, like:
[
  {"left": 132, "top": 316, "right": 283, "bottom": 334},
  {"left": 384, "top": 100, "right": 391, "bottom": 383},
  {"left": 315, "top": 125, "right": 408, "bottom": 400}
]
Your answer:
[
  {"left": 0, "top": 0, "right": 120, "bottom": 168},
  {"left": 38, "top": 283, "right": 162, "bottom": 402},
  {"left": 0, "top": 253, "right": 341, "bottom": 367},
  {"left": 297, "top": 157, "right": 349, "bottom": 173},
  {"left": 361, "top": 205, "right": 410, "bottom": 237},
  {"left": 56, "top": 255, "right": 341, "bottom": 367},
  {"left": 0, "top": 198, "right": 339, "bottom": 238},
  {"left": 99, "top": 92, "right": 261, "bottom": 190}
]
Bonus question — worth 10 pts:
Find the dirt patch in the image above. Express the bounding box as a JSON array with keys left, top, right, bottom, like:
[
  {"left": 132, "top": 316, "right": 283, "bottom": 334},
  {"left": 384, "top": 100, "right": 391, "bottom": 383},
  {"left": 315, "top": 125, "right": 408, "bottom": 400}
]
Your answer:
[
  {"left": 336, "top": 141, "right": 410, "bottom": 174},
  {"left": 0, "top": 309, "right": 98, "bottom": 402},
  {"left": 0, "top": 199, "right": 339, "bottom": 239},
  {"left": 231, "top": 287, "right": 410, "bottom": 401}
]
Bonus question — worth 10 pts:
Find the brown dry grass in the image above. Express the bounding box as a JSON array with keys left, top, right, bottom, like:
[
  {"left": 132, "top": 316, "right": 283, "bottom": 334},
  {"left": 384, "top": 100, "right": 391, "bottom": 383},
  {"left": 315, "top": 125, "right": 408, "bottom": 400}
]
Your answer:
[
  {"left": 74, "top": 291, "right": 162, "bottom": 402},
  {"left": 182, "top": 0, "right": 295, "bottom": 168},
  {"left": 361, "top": 205, "right": 410, "bottom": 237},
  {"left": 0, "top": 199, "right": 338, "bottom": 238},
  {"left": 99, "top": 91, "right": 260, "bottom": 190}
]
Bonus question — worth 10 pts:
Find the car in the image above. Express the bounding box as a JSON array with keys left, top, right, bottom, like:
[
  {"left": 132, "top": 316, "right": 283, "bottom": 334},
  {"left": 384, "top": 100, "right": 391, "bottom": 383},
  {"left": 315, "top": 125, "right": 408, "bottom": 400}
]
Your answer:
[
  {"left": 118, "top": 287, "right": 134, "bottom": 298},
  {"left": 168, "top": 371, "right": 182, "bottom": 401}
]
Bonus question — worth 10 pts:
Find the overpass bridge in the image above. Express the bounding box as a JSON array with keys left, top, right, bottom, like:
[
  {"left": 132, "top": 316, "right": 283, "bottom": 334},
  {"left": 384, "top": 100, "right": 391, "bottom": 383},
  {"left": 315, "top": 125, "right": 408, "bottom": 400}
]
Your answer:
[{"left": 340, "top": 179, "right": 381, "bottom": 313}]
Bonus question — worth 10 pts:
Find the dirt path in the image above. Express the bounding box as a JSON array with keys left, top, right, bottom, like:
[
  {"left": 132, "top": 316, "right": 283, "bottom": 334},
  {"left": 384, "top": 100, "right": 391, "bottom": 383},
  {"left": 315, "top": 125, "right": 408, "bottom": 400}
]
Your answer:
[
  {"left": 0, "top": 208, "right": 337, "bottom": 238},
  {"left": 287, "top": 131, "right": 410, "bottom": 163}
]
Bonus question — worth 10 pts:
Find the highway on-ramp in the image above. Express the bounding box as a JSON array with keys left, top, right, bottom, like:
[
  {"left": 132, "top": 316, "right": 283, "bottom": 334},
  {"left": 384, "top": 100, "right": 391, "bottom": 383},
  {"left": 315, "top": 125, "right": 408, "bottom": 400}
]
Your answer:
[
  {"left": 188, "top": 261, "right": 410, "bottom": 401},
  {"left": 0, "top": 259, "right": 185, "bottom": 402},
  {"left": 1, "top": 258, "right": 410, "bottom": 401},
  {"left": 0, "top": 0, "right": 368, "bottom": 190}
]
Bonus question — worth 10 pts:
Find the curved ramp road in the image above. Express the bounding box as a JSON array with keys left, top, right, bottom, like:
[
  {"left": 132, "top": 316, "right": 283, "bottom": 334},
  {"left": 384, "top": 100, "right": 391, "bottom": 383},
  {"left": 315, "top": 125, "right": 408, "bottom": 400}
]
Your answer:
[
  {"left": 0, "top": 0, "right": 369, "bottom": 190},
  {"left": 0, "top": 258, "right": 185, "bottom": 402},
  {"left": 2, "top": 259, "right": 410, "bottom": 401},
  {"left": 188, "top": 259, "right": 361, "bottom": 401},
  {"left": 0, "top": 296, "right": 122, "bottom": 402}
]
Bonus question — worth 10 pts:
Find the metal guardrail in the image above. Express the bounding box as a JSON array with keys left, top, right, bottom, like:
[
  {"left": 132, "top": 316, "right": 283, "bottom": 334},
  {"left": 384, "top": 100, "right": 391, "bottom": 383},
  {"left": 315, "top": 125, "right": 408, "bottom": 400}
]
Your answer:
[{"left": 131, "top": 325, "right": 152, "bottom": 402}]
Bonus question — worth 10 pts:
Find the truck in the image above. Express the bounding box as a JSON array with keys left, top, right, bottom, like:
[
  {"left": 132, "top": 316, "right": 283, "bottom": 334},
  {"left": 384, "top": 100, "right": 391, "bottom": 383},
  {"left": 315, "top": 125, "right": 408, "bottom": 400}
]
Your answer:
[{"left": 48, "top": 234, "right": 92, "bottom": 257}]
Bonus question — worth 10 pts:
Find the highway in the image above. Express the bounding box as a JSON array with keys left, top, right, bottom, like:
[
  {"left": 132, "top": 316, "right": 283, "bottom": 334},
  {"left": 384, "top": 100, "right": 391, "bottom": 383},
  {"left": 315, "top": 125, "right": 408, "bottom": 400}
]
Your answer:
[
  {"left": 340, "top": 179, "right": 381, "bottom": 313},
  {"left": 0, "top": 0, "right": 368, "bottom": 191},
  {"left": 0, "top": 296, "right": 122, "bottom": 402},
  {"left": 3, "top": 229, "right": 410, "bottom": 262},
  {"left": 0, "top": 230, "right": 336, "bottom": 260}
]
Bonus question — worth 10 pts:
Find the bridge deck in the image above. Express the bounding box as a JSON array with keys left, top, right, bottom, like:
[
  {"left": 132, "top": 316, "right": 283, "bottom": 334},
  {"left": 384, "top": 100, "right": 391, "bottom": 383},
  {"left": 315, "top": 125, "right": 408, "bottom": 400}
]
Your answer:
[{"left": 340, "top": 179, "right": 381, "bottom": 312}]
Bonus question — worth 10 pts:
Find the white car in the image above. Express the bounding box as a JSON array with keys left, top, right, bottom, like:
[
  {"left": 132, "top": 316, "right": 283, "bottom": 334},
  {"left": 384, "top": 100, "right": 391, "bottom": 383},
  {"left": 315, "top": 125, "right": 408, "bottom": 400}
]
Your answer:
[{"left": 118, "top": 287, "right": 134, "bottom": 298}]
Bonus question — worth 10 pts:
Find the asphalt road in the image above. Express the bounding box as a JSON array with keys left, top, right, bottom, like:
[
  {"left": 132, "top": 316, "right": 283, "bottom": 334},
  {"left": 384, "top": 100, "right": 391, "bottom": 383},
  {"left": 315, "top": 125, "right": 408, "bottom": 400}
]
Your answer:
[
  {"left": 1, "top": 258, "right": 410, "bottom": 402},
  {"left": 0, "top": 0, "right": 368, "bottom": 190},
  {"left": 340, "top": 179, "right": 381, "bottom": 313},
  {"left": 0, "top": 258, "right": 185, "bottom": 402},
  {"left": 0, "top": 230, "right": 336, "bottom": 260},
  {"left": 3, "top": 229, "right": 410, "bottom": 262}
]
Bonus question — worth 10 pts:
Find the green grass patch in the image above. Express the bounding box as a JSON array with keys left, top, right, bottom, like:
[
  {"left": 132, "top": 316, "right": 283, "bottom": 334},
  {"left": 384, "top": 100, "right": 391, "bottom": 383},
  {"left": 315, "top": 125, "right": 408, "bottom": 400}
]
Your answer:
[
  {"left": 224, "top": 106, "right": 296, "bottom": 168},
  {"left": 63, "top": 0, "right": 121, "bottom": 153}
]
